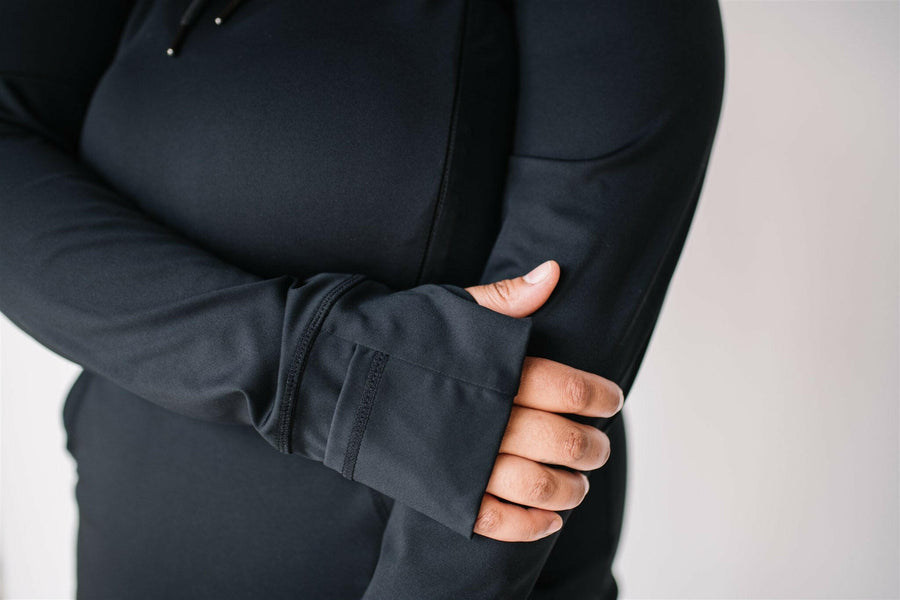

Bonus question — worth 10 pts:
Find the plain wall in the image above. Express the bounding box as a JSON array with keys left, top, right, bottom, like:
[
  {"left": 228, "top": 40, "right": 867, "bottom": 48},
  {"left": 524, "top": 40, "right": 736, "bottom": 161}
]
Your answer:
[{"left": 2, "top": 1, "right": 898, "bottom": 598}]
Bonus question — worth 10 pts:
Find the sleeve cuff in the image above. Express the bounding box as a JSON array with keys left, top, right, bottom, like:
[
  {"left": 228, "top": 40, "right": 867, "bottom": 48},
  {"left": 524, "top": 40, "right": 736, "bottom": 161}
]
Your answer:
[{"left": 300, "top": 279, "right": 533, "bottom": 538}]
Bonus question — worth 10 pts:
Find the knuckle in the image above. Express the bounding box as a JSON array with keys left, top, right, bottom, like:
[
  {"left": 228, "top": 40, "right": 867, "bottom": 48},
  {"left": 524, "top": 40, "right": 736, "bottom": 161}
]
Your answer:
[
  {"left": 561, "top": 426, "right": 589, "bottom": 462},
  {"left": 527, "top": 471, "right": 558, "bottom": 504},
  {"left": 489, "top": 279, "right": 515, "bottom": 304},
  {"left": 528, "top": 520, "right": 550, "bottom": 541},
  {"left": 475, "top": 506, "right": 502, "bottom": 533},
  {"left": 562, "top": 372, "right": 590, "bottom": 413}
]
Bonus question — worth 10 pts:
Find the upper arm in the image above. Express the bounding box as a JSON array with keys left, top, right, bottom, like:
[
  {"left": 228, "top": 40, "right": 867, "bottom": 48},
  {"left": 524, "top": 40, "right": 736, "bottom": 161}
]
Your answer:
[
  {"left": 509, "top": 0, "right": 724, "bottom": 161},
  {"left": 362, "top": 2, "right": 725, "bottom": 598}
]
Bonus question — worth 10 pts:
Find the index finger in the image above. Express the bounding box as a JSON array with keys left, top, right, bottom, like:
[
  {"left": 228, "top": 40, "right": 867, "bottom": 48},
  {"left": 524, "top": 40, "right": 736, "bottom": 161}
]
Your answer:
[{"left": 514, "top": 356, "right": 624, "bottom": 418}]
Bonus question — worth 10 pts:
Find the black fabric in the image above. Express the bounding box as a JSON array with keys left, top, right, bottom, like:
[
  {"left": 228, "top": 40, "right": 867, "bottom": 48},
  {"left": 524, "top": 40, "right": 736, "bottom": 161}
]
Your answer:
[{"left": 0, "top": 1, "right": 725, "bottom": 598}]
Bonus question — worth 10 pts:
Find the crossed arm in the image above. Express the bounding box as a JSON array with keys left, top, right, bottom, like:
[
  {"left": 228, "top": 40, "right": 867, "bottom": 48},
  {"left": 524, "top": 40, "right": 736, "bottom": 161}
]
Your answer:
[
  {"left": 0, "top": 1, "right": 724, "bottom": 598},
  {"left": 360, "top": 1, "right": 726, "bottom": 597}
]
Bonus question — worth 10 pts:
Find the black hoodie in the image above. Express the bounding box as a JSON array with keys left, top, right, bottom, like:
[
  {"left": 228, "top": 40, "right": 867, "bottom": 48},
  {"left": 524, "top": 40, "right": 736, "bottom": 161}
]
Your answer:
[
  {"left": 166, "top": 0, "right": 247, "bottom": 55},
  {"left": 0, "top": 1, "right": 724, "bottom": 598}
]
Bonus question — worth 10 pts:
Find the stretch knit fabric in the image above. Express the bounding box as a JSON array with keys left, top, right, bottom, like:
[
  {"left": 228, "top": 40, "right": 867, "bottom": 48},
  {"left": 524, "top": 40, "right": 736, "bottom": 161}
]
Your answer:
[{"left": 0, "top": 1, "right": 725, "bottom": 598}]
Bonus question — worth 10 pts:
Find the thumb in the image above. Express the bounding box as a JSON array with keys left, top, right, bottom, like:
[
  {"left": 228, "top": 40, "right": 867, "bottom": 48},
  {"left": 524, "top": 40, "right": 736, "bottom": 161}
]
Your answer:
[{"left": 464, "top": 260, "right": 560, "bottom": 318}]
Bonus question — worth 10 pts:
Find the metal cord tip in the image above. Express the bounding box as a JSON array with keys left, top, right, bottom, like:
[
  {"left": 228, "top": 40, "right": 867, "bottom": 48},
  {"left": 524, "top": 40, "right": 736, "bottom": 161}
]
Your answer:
[{"left": 213, "top": 0, "right": 244, "bottom": 27}]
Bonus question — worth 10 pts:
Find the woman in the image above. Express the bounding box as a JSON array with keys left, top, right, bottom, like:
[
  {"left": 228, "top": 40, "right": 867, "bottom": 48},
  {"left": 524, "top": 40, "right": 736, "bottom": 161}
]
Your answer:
[{"left": 0, "top": 0, "right": 724, "bottom": 598}]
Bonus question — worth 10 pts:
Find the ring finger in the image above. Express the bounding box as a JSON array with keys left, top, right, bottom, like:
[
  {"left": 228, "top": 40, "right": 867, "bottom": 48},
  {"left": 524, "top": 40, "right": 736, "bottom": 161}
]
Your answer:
[{"left": 486, "top": 453, "right": 590, "bottom": 512}]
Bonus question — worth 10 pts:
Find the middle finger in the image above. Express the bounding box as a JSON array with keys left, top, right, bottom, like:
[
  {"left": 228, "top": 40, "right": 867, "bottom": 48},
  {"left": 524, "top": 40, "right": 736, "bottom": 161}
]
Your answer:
[{"left": 500, "top": 405, "right": 611, "bottom": 471}]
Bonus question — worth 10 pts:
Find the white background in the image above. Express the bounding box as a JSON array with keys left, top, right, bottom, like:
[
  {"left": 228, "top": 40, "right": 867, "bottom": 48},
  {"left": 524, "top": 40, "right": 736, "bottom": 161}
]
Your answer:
[{"left": 2, "top": 1, "right": 898, "bottom": 598}]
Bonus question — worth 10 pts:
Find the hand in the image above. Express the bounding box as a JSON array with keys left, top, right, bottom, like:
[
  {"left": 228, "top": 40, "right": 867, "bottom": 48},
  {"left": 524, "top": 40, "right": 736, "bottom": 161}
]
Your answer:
[{"left": 465, "top": 260, "right": 624, "bottom": 542}]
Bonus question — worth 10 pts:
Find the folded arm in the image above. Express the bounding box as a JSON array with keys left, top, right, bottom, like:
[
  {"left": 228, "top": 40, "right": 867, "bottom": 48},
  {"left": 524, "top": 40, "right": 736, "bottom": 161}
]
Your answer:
[
  {"left": 0, "top": 0, "right": 534, "bottom": 540},
  {"left": 362, "top": 1, "right": 726, "bottom": 597}
]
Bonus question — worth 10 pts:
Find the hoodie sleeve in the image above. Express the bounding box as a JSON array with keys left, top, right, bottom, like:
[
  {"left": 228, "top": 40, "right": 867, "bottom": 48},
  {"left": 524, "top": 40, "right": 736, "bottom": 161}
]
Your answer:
[
  {"left": 361, "top": 1, "right": 726, "bottom": 597},
  {"left": 0, "top": 0, "right": 533, "bottom": 540}
]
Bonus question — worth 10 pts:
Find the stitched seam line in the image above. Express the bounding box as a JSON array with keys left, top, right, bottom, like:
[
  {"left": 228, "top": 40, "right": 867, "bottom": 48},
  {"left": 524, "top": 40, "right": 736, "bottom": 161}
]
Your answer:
[
  {"left": 320, "top": 329, "right": 517, "bottom": 397},
  {"left": 342, "top": 350, "right": 389, "bottom": 480},
  {"left": 413, "top": 0, "right": 469, "bottom": 286},
  {"left": 277, "top": 273, "right": 366, "bottom": 454}
]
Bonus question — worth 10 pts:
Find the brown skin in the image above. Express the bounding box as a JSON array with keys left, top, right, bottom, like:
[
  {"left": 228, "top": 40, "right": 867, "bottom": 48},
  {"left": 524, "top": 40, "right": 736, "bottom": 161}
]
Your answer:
[{"left": 465, "top": 260, "right": 623, "bottom": 542}]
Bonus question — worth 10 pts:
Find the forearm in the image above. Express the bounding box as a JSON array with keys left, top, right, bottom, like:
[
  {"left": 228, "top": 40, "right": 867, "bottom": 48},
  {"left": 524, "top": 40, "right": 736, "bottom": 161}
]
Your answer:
[{"left": 363, "top": 1, "right": 726, "bottom": 597}]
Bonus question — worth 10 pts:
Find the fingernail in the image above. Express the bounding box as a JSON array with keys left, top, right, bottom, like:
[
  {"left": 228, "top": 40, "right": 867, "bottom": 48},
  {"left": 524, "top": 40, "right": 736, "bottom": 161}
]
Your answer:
[
  {"left": 616, "top": 387, "right": 625, "bottom": 413},
  {"left": 544, "top": 514, "right": 563, "bottom": 535},
  {"left": 523, "top": 260, "right": 552, "bottom": 284}
]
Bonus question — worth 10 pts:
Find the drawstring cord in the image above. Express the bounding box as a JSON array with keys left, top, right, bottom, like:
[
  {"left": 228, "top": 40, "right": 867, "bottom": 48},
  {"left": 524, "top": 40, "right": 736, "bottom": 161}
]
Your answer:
[
  {"left": 167, "top": 0, "right": 247, "bottom": 56},
  {"left": 214, "top": 0, "right": 245, "bottom": 25}
]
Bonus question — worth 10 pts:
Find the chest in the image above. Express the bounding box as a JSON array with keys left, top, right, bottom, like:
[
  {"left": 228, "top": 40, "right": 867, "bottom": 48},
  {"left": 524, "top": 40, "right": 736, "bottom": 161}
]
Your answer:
[{"left": 78, "top": 0, "right": 515, "bottom": 286}]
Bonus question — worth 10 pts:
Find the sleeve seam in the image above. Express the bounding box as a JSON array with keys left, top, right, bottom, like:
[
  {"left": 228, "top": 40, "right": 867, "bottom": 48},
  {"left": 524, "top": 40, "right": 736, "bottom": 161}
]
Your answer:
[
  {"left": 341, "top": 349, "right": 389, "bottom": 480},
  {"left": 277, "top": 273, "right": 367, "bottom": 454},
  {"left": 319, "top": 328, "right": 521, "bottom": 397},
  {"left": 507, "top": 100, "right": 678, "bottom": 164}
]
